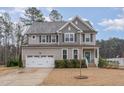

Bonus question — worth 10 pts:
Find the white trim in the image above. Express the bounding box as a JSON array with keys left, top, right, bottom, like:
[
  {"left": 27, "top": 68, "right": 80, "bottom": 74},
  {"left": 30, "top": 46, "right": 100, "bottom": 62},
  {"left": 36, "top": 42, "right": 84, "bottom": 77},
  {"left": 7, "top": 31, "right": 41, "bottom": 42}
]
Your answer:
[
  {"left": 61, "top": 48, "right": 68, "bottom": 59},
  {"left": 56, "top": 22, "right": 82, "bottom": 32},
  {"left": 64, "top": 33, "right": 75, "bottom": 43},
  {"left": 57, "top": 34, "right": 59, "bottom": 45},
  {"left": 80, "top": 33, "right": 81, "bottom": 44},
  {"left": 71, "top": 16, "right": 95, "bottom": 31},
  {"left": 72, "top": 48, "right": 79, "bottom": 59},
  {"left": 32, "top": 35, "right": 36, "bottom": 40},
  {"left": 51, "top": 35, "right": 57, "bottom": 43},
  {"left": 39, "top": 35, "right": 57, "bottom": 44},
  {"left": 85, "top": 33, "right": 90, "bottom": 43},
  {"left": 84, "top": 51, "right": 91, "bottom": 63},
  {"left": 41, "top": 35, "right": 47, "bottom": 43}
]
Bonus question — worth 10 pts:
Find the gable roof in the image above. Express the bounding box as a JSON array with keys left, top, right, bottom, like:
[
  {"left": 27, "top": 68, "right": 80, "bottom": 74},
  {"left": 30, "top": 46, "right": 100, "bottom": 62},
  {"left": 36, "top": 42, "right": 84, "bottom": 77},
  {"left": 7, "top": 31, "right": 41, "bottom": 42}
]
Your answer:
[
  {"left": 26, "top": 16, "right": 96, "bottom": 34},
  {"left": 56, "top": 22, "right": 82, "bottom": 32},
  {"left": 71, "top": 16, "right": 96, "bottom": 32}
]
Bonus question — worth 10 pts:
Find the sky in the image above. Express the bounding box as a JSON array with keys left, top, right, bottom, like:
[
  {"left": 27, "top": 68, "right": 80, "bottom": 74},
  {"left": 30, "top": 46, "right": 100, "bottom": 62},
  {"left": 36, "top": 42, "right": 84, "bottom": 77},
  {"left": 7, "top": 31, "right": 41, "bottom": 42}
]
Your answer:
[{"left": 0, "top": 7, "right": 124, "bottom": 40}]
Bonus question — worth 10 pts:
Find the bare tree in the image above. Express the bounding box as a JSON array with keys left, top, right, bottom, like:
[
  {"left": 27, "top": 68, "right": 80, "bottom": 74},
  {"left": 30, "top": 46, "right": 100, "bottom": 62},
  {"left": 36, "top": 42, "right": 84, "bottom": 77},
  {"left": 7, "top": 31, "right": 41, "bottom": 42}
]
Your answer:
[{"left": 0, "top": 13, "right": 13, "bottom": 66}]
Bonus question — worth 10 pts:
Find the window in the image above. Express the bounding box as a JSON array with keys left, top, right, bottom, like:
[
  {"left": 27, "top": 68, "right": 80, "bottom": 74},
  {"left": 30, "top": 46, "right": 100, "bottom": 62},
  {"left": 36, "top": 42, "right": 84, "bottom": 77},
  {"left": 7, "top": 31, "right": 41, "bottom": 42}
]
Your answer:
[
  {"left": 82, "top": 34, "right": 85, "bottom": 42},
  {"left": 65, "top": 34, "right": 69, "bottom": 42},
  {"left": 39, "top": 36, "right": 41, "bottom": 42},
  {"left": 49, "top": 35, "right": 51, "bottom": 42},
  {"left": 32, "top": 35, "right": 35, "bottom": 39},
  {"left": 51, "top": 35, "right": 56, "bottom": 43},
  {"left": 27, "top": 55, "right": 33, "bottom": 58},
  {"left": 34, "top": 56, "right": 39, "bottom": 58},
  {"left": 73, "top": 49, "right": 78, "bottom": 59},
  {"left": 64, "top": 33, "right": 75, "bottom": 42},
  {"left": 46, "top": 35, "right": 49, "bottom": 42},
  {"left": 90, "top": 34, "right": 93, "bottom": 42},
  {"left": 39, "top": 35, "right": 57, "bottom": 43},
  {"left": 41, "top": 35, "right": 46, "bottom": 43},
  {"left": 48, "top": 55, "right": 53, "bottom": 57},
  {"left": 41, "top": 55, "right": 46, "bottom": 57},
  {"left": 63, "top": 49, "right": 67, "bottom": 59},
  {"left": 86, "top": 38, "right": 90, "bottom": 42},
  {"left": 95, "top": 49, "right": 97, "bottom": 58},
  {"left": 70, "top": 34, "right": 74, "bottom": 41}
]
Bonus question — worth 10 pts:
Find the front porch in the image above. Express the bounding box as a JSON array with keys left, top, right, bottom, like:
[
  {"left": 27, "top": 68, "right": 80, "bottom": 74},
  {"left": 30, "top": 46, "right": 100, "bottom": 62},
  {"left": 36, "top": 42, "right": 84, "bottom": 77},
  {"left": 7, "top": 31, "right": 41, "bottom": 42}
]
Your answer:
[{"left": 82, "top": 47, "right": 99, "bottom": 67}]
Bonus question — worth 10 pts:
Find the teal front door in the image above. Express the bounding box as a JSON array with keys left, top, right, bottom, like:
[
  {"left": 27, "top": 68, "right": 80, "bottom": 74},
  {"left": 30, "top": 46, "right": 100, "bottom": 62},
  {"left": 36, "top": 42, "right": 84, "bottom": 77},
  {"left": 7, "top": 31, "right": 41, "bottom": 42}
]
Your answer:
[{"left": 84, "top": 51, "right": 91, "bottom": 63}]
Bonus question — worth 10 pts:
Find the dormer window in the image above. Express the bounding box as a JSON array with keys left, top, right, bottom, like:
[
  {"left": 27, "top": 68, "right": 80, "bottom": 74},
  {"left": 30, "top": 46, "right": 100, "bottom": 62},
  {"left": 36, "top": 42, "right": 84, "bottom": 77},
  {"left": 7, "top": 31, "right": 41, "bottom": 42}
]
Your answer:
[{"left": 64, "top": 33, "right": 75, "bottom": 42}]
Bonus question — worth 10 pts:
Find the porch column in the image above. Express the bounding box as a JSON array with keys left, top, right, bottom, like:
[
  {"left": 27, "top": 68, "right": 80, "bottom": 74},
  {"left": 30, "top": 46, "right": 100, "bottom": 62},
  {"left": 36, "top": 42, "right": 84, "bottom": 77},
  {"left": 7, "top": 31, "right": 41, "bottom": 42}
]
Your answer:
[
  {"left": 57, "top": 33, "right": 60, "bottom": 45},
  {"left": 94, "top": 48, "right": 96, "bottom": 59},
  {"left": 82, "top": 47, "right": 84, "bottom": 59}
]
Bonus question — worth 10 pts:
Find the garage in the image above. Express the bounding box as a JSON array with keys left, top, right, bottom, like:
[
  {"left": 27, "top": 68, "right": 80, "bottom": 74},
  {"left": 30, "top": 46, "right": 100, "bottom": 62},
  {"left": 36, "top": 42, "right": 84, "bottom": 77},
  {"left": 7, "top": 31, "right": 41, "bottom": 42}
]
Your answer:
[{"left": 26, "top": 55, "right": 55, "bottom": 68}]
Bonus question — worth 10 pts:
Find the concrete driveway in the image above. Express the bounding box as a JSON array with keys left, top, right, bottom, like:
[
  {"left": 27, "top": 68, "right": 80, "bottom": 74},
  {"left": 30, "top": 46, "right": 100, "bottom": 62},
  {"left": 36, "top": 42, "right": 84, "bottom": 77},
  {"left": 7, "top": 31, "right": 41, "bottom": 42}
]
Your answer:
[{"left": 0, "top": 68, "right": 53, "bottom": 86}]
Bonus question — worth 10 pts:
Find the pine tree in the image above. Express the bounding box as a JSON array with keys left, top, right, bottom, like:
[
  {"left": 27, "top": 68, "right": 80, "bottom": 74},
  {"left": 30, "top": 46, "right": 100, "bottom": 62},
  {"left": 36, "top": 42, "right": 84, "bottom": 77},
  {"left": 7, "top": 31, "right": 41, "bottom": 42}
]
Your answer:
[
  {"left": 20, "top": 7, "right": 45, "bottom": 25},
  {"left": 49, "top": 10, "right": 63, "bottom": 22}
]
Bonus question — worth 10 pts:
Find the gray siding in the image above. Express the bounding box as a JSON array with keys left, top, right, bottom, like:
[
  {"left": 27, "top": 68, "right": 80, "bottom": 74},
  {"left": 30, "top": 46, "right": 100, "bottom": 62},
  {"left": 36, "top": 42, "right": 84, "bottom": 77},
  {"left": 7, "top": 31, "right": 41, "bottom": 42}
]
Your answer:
[
  {"left": 60, "top": 23, "right": 79, "bottom": 33},
  {"left": 72, "top": 17, "right": 90, "bottom": 31}
]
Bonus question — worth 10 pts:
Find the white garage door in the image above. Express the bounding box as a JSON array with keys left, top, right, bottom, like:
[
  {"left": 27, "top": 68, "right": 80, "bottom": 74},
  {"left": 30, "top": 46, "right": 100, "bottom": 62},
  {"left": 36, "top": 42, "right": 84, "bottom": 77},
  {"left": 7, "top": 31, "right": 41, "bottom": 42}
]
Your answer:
[{"left": 26, "top": 55, "right": 54, "bottom": 68}]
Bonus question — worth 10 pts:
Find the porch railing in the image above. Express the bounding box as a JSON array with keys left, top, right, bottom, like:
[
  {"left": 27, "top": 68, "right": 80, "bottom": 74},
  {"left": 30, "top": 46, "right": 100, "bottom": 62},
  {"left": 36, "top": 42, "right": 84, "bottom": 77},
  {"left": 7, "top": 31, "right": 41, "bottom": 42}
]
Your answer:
[
  {"left": 84, "top": 57, "right": 88, "bottom": 68},
  {"left": 94, "top": 58, "right": 98, "bottom": 67}
]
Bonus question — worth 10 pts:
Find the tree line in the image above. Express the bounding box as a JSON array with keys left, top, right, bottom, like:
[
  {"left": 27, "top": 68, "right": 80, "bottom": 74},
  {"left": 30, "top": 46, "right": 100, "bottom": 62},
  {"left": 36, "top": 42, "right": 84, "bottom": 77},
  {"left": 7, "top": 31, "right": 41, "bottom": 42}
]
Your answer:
[
  {"left": 97, "top": 38, "right": 124, "bottom": 58},
  {"left": 0, "top": 7, "right": 63, "bottom": 65}
]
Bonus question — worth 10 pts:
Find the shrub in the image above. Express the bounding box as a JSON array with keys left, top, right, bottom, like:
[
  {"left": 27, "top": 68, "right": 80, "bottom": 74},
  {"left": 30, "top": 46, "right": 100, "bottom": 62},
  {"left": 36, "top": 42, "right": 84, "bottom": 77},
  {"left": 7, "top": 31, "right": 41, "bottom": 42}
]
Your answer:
[
  {"left": 98, "top": 57, "right": 109, "bottom": 68},
  {"left": 98, "top": 58, "right": 119, "bottom": 69},
  {"left": 7, "top": 58, "right": 19, "bottom": 67},
  {"left": 75, "top": 60, "right": 80, "bottom": 68},
  {"left": 55, "top": 59, "right": 87, "bottom": 68},
  {"left": 81, "top": 59, "right": 87, "bottom": 68},
  {"left": 66, "top": 60, "right": 74, "bottom": 68},
  {"left": 70, "top": 59, "right": 77, "bottom": 68},
  {"left": 64, "top": 59, "right": 68, "bottom": 68},
  {"left": 55, "top": 60, "right": 65, "bottom": 68}
]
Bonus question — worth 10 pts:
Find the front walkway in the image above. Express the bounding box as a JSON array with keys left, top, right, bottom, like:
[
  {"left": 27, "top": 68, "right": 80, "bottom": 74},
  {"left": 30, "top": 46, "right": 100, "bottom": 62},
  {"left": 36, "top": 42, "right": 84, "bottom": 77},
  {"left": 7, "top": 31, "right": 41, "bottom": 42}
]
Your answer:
[
  {"left": 42, "top": 68, "right": 124, "bottom": 85},
  {"left": 0, "top": 67, "right": 52, "bottom": 86}
]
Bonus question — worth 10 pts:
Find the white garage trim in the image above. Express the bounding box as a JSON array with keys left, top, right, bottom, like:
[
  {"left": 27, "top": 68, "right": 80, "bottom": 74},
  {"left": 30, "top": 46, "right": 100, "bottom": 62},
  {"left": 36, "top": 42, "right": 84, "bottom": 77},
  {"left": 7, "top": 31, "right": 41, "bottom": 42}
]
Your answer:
[{"left": 26, "top": 55, "right": 55, "bottom": 68}]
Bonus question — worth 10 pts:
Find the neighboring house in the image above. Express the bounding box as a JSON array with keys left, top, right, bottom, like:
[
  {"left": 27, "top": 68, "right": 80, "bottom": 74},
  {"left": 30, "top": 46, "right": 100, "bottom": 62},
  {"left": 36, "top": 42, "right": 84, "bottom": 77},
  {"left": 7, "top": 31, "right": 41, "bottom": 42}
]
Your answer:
[{"left": 22, "top": 16, "right": 99, "bottom": 68}]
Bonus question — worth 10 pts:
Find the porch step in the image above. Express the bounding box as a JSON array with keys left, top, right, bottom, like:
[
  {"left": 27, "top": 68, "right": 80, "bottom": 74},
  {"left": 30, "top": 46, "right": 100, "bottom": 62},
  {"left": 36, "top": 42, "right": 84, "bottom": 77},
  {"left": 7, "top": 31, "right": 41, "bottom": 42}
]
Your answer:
[{"left": 88, "top": 63, "right": 96, "bottom": 67}]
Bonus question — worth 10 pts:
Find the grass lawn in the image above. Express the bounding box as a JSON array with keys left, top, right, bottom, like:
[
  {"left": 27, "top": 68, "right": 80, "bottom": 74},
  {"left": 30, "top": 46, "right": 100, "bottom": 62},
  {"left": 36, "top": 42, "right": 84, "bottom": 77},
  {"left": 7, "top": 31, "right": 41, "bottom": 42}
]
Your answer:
[{"left": 42, "top": 68, "right": 124, "bottom": 86}]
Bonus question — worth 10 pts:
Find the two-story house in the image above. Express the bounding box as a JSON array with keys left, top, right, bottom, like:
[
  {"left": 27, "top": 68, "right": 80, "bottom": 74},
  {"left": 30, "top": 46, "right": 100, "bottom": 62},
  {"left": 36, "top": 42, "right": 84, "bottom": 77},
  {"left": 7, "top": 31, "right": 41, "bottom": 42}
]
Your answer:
[{"left": 22, "top": 16, "right": 99, "bottom": 67}]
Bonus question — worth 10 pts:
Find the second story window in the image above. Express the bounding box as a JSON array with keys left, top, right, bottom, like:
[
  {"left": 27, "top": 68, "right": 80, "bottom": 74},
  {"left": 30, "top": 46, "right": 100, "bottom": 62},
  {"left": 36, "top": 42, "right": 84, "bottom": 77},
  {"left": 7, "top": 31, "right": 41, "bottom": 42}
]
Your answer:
[
  {"left": 64, "top": 33, "right": 75, "bottom": 43},
  {"left": 90, "top": 34, "right": 93, "bottom": 42},
  {"left": 39, "top": 36, "right": 41, "bottom": 42},
  {"left": 42, "top": 35, "right": 46, "bottom": 43},
  {"left": 86, "top": 38, "right": 90, "bottom": 42},
  {"left": 51, "top": 35, "right": 56, "bottom": 43},
  {"left": 82, "top": 34, "right": 85, "bottom": 42},
  {"left": 39, "top": 35, "right": 57, "bottom": 43}
]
